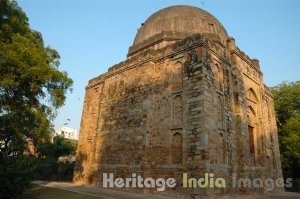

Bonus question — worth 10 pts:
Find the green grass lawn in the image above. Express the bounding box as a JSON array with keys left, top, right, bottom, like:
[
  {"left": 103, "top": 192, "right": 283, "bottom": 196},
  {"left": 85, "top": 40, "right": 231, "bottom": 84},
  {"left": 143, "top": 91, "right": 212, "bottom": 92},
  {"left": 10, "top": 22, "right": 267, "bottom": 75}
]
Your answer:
[{"left": 19, "top": 184, "right": 103, "bottom": 199}]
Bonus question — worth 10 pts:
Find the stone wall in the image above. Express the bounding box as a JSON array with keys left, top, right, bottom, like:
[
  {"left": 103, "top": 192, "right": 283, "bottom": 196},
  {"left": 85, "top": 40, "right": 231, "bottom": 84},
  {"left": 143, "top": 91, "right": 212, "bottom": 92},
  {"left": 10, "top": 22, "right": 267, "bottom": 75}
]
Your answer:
[{"left": 74, "top": 34, "right": 283, "bottom": 197}]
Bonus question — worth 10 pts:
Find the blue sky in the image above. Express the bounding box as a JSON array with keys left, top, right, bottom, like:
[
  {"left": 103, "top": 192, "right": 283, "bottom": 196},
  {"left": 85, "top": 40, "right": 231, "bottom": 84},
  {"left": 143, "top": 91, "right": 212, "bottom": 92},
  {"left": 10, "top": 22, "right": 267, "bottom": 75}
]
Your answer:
[{"left": 17, "top": 0, "right": 300, "bottom": 131}]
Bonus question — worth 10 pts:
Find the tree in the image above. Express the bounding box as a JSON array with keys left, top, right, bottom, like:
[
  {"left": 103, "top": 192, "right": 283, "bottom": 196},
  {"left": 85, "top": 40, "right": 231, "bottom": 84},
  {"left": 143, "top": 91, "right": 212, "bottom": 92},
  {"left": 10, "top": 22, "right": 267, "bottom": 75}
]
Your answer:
[
  {"left": 271, "top": 81, "right": 300, "bottom": 127},
  {"left": 38, "top": 135, "right": 76, "bottom": 159},
  {"left": 0, "top": 0, "right": 73, "bottom": 158},
  {"left": 37, "top": 135, "right": 76, "bottom": 181},
  {"left": 0, "top": 0, "right": 73, "bottom": 198},
  {"left": 271, "top": 81, "right": 300, "bottom": 191}
]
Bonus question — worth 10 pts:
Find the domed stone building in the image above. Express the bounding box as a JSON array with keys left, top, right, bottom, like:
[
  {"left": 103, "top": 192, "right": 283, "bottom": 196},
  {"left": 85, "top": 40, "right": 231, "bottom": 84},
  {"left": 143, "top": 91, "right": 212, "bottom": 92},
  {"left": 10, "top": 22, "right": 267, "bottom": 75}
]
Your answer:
[{"left": 74, "top": 5, "right": 283, "bottom": 197}]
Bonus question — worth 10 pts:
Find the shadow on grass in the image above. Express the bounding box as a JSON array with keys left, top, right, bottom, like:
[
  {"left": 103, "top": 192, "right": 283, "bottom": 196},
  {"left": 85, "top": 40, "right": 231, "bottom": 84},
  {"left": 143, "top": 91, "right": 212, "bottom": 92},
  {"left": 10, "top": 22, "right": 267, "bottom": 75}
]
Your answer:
[{"left": 18, "top": 184, "right": 103, "bottom": 199}]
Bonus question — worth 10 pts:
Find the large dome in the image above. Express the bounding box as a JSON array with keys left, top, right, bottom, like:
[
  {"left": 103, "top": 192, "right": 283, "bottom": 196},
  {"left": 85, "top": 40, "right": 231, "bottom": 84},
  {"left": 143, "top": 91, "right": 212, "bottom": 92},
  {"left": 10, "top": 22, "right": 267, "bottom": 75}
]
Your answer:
[{"left": 128, "top": 5, "right": 228, "bottom": 56}]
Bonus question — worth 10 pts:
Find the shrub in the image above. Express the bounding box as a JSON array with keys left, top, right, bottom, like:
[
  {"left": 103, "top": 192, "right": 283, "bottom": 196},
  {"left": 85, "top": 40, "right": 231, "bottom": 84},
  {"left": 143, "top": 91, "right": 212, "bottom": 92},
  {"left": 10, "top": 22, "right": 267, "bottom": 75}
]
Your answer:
[
  {"left": 36, "top": 157, "right": 75, "bottom": 181},
  {"left": 0, "top": 155, "right": 38, "bottom": 199},
  {"left": 57, "top": 161, "right": 75, "bottom": 181},
  {"left": 36, "top": 158, "right": 58, "bottom": 180}
]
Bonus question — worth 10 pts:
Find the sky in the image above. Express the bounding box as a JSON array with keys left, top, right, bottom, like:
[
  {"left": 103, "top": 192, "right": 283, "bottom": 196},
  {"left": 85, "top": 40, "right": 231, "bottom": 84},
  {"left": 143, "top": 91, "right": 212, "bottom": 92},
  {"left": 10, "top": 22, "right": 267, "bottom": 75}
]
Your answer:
[{"left": 17, "top": 0, "right": 300, "bottom": 131}]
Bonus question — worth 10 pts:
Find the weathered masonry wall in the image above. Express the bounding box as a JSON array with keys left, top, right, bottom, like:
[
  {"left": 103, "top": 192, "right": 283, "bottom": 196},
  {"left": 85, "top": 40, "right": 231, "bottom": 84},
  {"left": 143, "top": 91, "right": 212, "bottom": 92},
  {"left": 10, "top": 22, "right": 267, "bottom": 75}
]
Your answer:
[{"left": 74, "top": 34, "right": 283, "bottom": 197}]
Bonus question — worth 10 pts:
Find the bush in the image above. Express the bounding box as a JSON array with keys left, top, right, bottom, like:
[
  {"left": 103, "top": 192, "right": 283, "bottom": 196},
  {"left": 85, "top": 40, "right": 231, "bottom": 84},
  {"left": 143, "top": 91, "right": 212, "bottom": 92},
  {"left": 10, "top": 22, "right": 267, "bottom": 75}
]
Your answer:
[
  {"left": 36, "top": 157, "right": 75, "bottom": 181},
  {"left": 57, "top": 161, "right": 75, "bottom": 181},
  {"left": 36, "top": 158, "right": 58, "bottom": 180},
  {"left": 292, "top": 178, "right": 300, "bottom": 192},
  {"left": 0, "top": 155, "right": 38, "bottom": 199}
]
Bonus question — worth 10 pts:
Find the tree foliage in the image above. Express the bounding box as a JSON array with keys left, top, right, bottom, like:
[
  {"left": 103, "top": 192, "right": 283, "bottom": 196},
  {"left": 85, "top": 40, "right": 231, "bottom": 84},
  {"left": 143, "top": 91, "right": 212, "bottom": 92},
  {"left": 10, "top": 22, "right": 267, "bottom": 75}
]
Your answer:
[
  {"left": 0, "top": 156, "right": 37, "bottom": 199},
  {"left": 0, "top": 0, "right": 73, "bottom": 197},
  {"left": 272, "top": 81, "right": 300, "bottom": 127},
  {"left": 271, "top": 81, "right": 300, "bottom": 189},
  {"left": 36, "top": 135, "right": 76, "bottom": 181},
  {"left": 0, "top": 0, "right": 73, "bottom": 157},
  {"left": 38, "top": 135, "right": 76, "bottom": 159}
]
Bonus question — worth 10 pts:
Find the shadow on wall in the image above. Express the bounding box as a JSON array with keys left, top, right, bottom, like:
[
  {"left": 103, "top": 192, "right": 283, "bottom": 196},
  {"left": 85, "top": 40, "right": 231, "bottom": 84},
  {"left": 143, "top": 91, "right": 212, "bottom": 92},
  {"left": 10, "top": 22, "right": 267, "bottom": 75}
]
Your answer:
[{"left": 73, "top": 34, "right": 283, "bottom": 196}]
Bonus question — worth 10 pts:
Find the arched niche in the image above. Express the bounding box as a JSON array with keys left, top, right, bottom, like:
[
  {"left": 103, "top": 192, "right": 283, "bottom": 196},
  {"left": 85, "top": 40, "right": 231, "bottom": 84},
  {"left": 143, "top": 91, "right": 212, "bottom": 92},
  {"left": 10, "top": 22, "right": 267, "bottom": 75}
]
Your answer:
[
  {"left": 171, "top": 62, "right": 183, "bottom": 92},
  {"left": 247, "top": 88, "right": 259, "bottom": 104},
  {"left": 217, "top": 133, "right": 226, "bottom": 164},
  {"left": 173, "top": 95, "right": 183, "bottom": 127},
  {"left": 214, "top": 63, "right": 223, "bottom": 91},
  {"left": 171, "top": 132, "right": 183, "bottom": 164}
]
